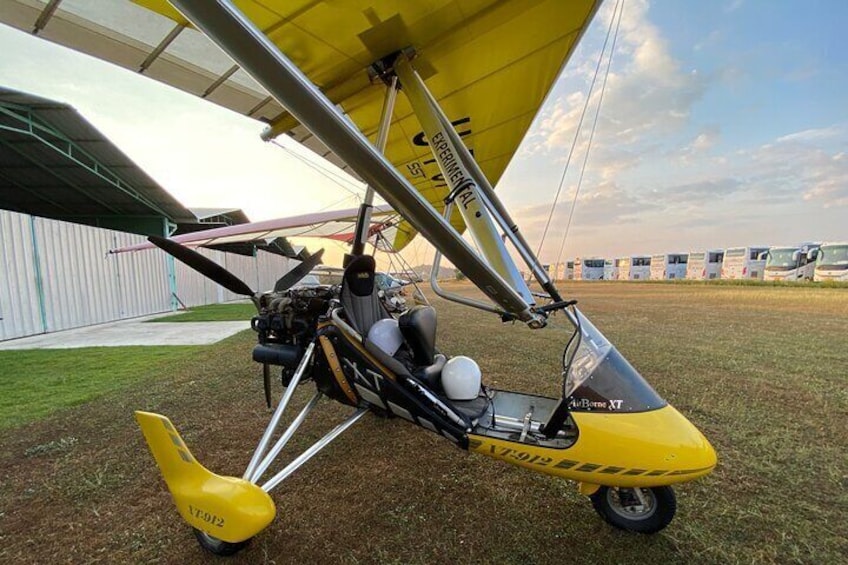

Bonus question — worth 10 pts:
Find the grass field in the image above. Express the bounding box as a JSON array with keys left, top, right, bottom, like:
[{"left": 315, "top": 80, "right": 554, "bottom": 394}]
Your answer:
[
  {"left": 150, "top": 302, "right": 256, "bottom": 322},
  {"left": 0, "top": 282, "right": 845, "bottom": 564}
]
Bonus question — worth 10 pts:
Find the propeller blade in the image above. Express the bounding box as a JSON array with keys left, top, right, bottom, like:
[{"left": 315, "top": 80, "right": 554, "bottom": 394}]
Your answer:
[
  {"left": 148, "top": 235, "right": 255, "bottom": 297},
  {"left": 263, "top": 363, "right": 273, "bottom": 409},
  {"left": 273, "top": 249, "right": 325, "bottom": 292}
]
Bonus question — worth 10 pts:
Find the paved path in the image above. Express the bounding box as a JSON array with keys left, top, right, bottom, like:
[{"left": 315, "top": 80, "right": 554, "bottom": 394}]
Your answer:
[{"left": 0, "top": 314, "right": 250, "bottom": 350}]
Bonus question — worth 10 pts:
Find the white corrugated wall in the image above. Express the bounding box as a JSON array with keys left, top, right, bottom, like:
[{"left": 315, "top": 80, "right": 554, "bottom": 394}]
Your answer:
[{"left": 0, "top": 210, "right": 294, "bottom": 340}]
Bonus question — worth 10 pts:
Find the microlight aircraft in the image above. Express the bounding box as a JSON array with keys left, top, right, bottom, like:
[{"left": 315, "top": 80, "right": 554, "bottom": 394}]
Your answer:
[{"left": 8, "top": 0, "right": 717, "bottom": 555}]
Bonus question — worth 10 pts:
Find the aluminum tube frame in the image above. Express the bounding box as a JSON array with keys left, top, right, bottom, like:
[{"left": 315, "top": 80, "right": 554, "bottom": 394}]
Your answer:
[
  {"left": 262, "top": 408, "right": 368, "bottom": 492},
  {"left": 353, "top": 76, "right": 398, "bottom": 255},
  {"left": 169, "top": 0, "right": 535, "bottom": 324},
  {"left": 394, "top": 59, "right": 534, "bottom": 306},
  {"left": 405, "top": 64, "right": 561, "bottom": 300},
  {"left": 429, "top": 201, "right": 508, "bottom": 316},
  {"left": 249, "top": 391, "right": 323, "bottom": 483},
  {"left": 243, "top": 340, "right": 316, "bottom": 479}
]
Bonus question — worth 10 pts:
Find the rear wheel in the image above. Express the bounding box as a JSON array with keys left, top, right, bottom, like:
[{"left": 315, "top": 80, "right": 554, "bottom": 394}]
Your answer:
[
  {"left": 193, "top": 529, "right": 251, "bottom": 556},
  {"left": 590, "top": 486, "right": 676, "bottom": 534}
]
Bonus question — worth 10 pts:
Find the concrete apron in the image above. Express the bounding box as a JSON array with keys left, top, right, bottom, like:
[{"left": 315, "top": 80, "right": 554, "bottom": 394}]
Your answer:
[{"left": 0, "top": 313, "right": 251, "bottom": 350}]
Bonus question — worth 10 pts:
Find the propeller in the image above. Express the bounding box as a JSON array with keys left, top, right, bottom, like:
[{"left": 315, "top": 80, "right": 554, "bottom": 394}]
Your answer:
[
  {"left": 148, "top": 235, "right": 255, "bottom": 298},
  {"left": 273, "top": 248, "right": 325, "bottom": 292},
  {"left": 149, "top": 235, "right": 326, "bottom": 410}
]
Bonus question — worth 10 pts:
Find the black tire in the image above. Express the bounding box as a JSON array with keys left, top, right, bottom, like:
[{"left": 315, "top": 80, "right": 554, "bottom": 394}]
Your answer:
[
  {"left": 590, "top": 486, "right": 676, "bottom": 534},
  {"left": 193, "top": 528, "right": 251, "bottom": 557}
]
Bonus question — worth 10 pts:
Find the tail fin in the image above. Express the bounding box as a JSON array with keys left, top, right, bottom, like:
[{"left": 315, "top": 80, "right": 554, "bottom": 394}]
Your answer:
[{"left": 135, "top": 411, "right": 276, "bottom": 543}]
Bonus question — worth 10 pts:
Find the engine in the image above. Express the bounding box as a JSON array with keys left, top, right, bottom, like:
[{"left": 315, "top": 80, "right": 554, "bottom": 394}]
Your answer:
[{"left": 250, "top": 285, "right": 337, "bottom": 385}]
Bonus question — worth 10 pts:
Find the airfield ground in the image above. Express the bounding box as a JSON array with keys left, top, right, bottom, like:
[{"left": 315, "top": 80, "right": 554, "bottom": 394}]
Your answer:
[{"left": 0, "top": 281, "right": 845, "bottom": 564}]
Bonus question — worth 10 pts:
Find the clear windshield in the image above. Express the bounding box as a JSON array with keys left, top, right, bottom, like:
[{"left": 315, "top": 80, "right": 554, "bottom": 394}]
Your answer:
[
  {"left": 584, "top": 260, "right": 604, "bottom": 268},
  {"left": 818, "top": 245, "right": 848, "bottom": 267},
  {"left": 766, "top": 248, "right": 797, "bottom": 269},
  {"left": 564, "top": 310, "right": 612, "bottom": 397},
  {"left": 563, "top": 309, "right": 665, "bottom": 412}
]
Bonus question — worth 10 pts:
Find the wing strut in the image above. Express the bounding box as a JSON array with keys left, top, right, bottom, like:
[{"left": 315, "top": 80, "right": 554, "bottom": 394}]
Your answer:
[
  {"left": 351, "top": 75, "right": 398, "bottom": 257},
  {"left": 394, "top": 60, "right": 563, "bottom": 303},
  {"left": 168, "top": 0, "right": 541, "bottom": 326}
]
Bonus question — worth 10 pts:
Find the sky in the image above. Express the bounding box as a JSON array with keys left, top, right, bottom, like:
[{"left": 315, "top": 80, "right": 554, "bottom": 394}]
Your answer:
[{"left": 1, "top": 0, "right": 846, "bottom": 270}]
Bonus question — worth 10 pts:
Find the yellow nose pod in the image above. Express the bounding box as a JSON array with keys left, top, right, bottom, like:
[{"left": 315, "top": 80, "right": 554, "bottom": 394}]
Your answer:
[{"left": 135, "top": 411, "right": 276, "bottom": 543}]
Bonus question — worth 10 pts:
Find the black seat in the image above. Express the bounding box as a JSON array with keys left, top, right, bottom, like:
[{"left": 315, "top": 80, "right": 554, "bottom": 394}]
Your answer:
[
  {"left": 339, "top": 255, "right": 390, "bottom": 336},
  {"left": 399, "top": 305, "right": 445, "bottom": 389},
  {"left": 398, "top": 306, "right": 438, "bottom": 365},
  {"left": 340, "top": 256, "right": 447, "bottom": 389}
]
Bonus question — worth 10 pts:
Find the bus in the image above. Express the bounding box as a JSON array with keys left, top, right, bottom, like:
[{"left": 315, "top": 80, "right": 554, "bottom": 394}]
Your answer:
[
  {"left": 814, "top": 242, "right": 848, "bottom": 282},
  {"left": 686, "top": 250, "right": 724, "bottom": 280},
  {"left": 565, "top": 261, "right": 574, "bottom": 280},
  {"left": 618, "top": 255, "right": 651, "bottom": 280},
  {"left": 574, "top": 257, "right": 605, "bottom": 280},
  {"left": 650, "top": 253, "right": 689, "bottom": 280},
  {"left": 722, "top": 246, "right": 769, "bottom": 280},
  {"left": 763, "top": 243, "right": 820, "bottom": 282},
  {"left": 603, "top": 258, "right": 621, "bottom": 280}
]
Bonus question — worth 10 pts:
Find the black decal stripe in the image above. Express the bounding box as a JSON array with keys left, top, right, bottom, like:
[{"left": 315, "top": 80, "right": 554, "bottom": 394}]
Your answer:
[
  {"left": 646, "top": 470, "right": 669, "bottom": 476},
  {"left": 554, "top": 459, "right": 580, "bottom": 469},
  {"left": 599, "top": 466, "right": 625, "bottom": 474},
  {"left": 623, "top": 469, "right": 648, "bottom": 476},
  {"left": 576, "top": 463, "right": 602, "bottom": 472}
]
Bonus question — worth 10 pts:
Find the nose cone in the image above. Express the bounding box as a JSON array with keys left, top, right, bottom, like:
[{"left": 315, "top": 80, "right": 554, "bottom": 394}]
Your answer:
[{"left": 569, "top": 405, "right": 717, "bottom": 486}]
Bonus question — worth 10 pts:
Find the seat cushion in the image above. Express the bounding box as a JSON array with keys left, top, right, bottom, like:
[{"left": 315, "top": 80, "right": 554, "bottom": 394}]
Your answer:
[{"left": 339, "top": 255, "right": 389, "bottom": 335}]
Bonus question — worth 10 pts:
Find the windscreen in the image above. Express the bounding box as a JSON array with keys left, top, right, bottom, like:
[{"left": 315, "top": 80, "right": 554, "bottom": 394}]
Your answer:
[
  {"left": 818, "top": 245, "right": 848, "bottom": 269},
  {"left": 563, "top": 310, "right": 665, "bottom": 413},
  {"left": 766, "top": 248, "right": 797, "bottom": 269}
]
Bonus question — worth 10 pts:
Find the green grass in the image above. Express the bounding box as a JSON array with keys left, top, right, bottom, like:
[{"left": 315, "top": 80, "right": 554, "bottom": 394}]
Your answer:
[
  {"left": 0, "top": 282, "right": 845, "bottom": 563},
  {"left": 149, "top": 302, "right": 256, "bottom": 322},
  {"left": 0, "top": 346, "right": 199, "bottom": 428}
]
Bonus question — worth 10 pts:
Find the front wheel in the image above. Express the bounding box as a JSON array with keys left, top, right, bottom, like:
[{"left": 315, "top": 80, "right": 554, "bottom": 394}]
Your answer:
[
  {"left": 590, "top": 486, "right": 676, "bottom": 534},
  {"left": 193, "top": 529, "right": 251, "bottom": 557}
]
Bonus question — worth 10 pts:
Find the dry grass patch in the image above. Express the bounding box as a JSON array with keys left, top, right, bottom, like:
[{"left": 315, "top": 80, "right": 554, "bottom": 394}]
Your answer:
[{"left": 0, "top": 281, "right": 845, "bottom": 564}]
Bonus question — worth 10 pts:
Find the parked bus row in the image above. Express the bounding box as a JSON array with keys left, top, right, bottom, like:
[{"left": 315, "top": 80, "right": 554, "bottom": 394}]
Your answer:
[{"left": 543, "top": 242, "right": 847, "bottom": 283}]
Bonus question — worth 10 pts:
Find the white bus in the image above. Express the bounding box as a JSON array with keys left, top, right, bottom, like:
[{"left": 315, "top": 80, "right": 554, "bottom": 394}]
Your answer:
[
  {"left": 764, "top": 243, "right": 820, "bottom": 282},
  {"left": 722, "top": 246, "right": 769, "bottom": 280},
  {"left": 565, "top": 261, "right": 575, "bottom": 280},
  {"left": 618, "top": 255, "right": 651, "bottom": 280},
  {"left": 814, "top": 242, "right": 848, "bottom": 282},
  {"left": 603, "top": 258, "right": 622, "bottom": 280},
  {"left": 686, "top": 250, "right": 724, "bottom": 280},
  {"left": 574, "top": 257, "right": 605, "bottom": 280},
  {"left": 650, "top": 253, "right": 689, "bottom": 280}
]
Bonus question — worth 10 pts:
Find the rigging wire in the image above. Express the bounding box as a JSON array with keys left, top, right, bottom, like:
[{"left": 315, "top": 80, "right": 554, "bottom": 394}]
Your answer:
[
  {"left": 533, "top": 0, "right": 622, "bottom": 263},
  {"left": 270, "top": 139, "right": 365, "bottom": 200},
  {"left": 555, "top": 0, "right": 624, "bottom": 269}
]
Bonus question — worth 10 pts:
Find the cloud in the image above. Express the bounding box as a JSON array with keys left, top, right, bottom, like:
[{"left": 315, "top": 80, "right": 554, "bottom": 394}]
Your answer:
[
  {"left": 526, "top": 0, "right": 710, "bottom": 157},
  {"left": 776, "top": 126, "right": 842, "bottom": 144},
  {"left": 675, "top": 126, "right": 721, "bottom": 163},
  {"left": 652, "top": 178, "right": 743, "bottom": 204}
]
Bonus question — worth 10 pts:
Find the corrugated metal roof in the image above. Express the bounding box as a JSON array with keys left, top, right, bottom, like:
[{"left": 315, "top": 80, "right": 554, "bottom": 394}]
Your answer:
[{"left": 0, "top": 85, "right": 197, "bottom": 225}]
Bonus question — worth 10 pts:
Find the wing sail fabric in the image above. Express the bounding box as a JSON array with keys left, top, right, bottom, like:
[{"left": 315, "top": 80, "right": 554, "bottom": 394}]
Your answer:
[
  {"left": 109, "top": 204, "right": 396, "bottom": 253},
  {"left": 2, "top": 0, "right": 600, "bottom": 251}
]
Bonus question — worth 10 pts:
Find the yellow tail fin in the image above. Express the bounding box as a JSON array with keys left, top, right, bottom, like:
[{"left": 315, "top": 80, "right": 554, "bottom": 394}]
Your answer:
[{"left": 135, "top": 411, "right": 276, "bottom": 543}]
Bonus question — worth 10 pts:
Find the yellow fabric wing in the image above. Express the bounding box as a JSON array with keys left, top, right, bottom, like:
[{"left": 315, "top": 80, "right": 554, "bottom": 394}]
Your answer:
[{"left": 2, "top": 0, "right": 600, "bottom": 250}]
